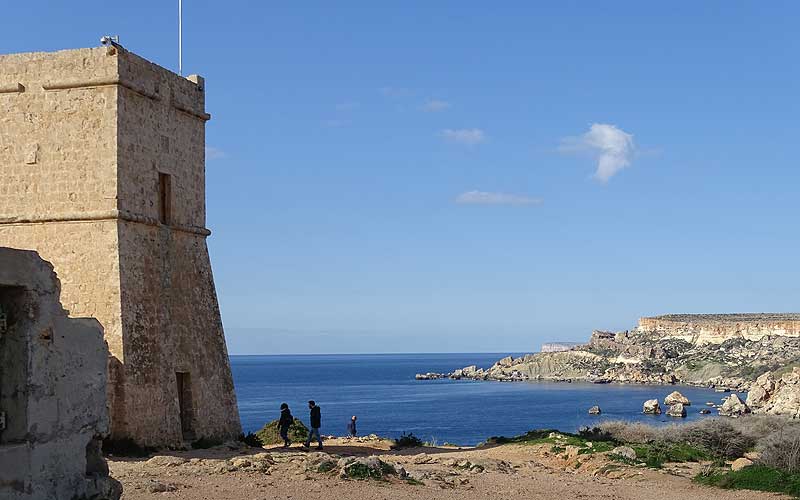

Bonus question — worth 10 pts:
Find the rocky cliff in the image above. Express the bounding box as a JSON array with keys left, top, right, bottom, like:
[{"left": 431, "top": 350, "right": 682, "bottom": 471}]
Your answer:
[{"left": 417, "top": 314, "right": 800, "bottom": 390}]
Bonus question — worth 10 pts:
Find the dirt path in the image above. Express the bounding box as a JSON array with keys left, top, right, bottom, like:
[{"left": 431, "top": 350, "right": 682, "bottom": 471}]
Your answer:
[{"left": 110, "top": 438, "right": 787, "bottom": 500}]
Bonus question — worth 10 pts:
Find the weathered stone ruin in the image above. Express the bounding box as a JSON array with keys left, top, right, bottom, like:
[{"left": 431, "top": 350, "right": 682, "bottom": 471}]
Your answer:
[
  {"left": 0, "top": 46, "right": 241, "bottom": 447},
  {"left": 0, "top": 248, "right": 121, "bottom": 500}
]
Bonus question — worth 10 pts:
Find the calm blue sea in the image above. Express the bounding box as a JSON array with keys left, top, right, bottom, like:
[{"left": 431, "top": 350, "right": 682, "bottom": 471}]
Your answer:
[{"left": 231, "top": 353, "right": 728, "bottom": 446}]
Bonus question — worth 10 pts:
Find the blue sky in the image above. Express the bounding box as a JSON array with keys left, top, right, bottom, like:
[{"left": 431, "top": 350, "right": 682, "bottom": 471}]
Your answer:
[{"left": 4, "top": 2, "right": 799, "bottom": 354}]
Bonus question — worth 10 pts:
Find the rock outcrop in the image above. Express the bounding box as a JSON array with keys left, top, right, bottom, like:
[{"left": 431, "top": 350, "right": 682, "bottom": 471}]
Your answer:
[
  {"left": 745, "top": 368, "right": 800, "bottom": 418},
  {"left": 417, "top": 313, "right": 800, "bottom": 388},
  {"left": 664, "top": 391, "right": 690, "bottom": 406},
  {"left": 719, "top": 394, "right": 750, "bottom": 417},
  {"left": 666, "top": 403, "right": 687, "bottom": 418},
  {"left": 643, "top": 399, "right": 662, "bottom": 415}
]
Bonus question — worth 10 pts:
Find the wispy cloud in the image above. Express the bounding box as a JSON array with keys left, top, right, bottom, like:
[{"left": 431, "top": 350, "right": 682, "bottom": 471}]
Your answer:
[
  {"left": 455, "top": 190, "right": 543, "bottom": 206},
  {"left": 559, "top": 123, "right": 636, "bottom": 182},
  {"left": 206, "top": 146, "right": 226, "bottom": 160},
  {"left": 421, "top": 99, "right": 451, "bottom": 112},
  {"left": 441, "top": 128, "right": 486, "bottom": 145}
]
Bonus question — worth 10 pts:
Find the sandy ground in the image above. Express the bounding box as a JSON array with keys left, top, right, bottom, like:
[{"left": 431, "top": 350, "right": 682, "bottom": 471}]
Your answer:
[{"left": 110, "top": 437, "right": 788, "bottom": 500}]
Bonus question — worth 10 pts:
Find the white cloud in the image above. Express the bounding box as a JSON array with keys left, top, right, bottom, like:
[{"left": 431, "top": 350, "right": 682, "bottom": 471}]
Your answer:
[
  {"left": 421, "top": 99, "right": 451, "bottom": 112},
  {"left": 455, "top": 190, "right": 543, "bottom": 206},
  {"left": 560, "top": 123, "right": 636, "bottom": 182},
  {"left": 441, "top": 128, "right": 486, "bottom": 145},
  {"left": 205, "top": 146, "right": 226, "bottom": 160}
]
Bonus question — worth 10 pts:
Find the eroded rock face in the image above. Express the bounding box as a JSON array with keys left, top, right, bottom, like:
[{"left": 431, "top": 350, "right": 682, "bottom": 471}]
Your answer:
[
  {"left": 0, "top": 248, "right": 121, "bottom": 500},
  {"left": 719, "top": 394, "right": 751, "bottom": 417},
  {"left": 666, "top": 403, "right": 687, "bottom": 418},
  {"left": 746, "top": 368, "right": 800, "bottom": 418},
  {"left": 664, "top": 391, "right": 690, "bottom": 406}
]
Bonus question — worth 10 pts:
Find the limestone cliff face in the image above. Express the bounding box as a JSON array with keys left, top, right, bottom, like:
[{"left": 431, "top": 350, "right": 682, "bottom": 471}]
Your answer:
[
  {"left": 419, "top": 313, "right": 800, "bottom": 388},
  {"left": 637, "top": 314, "right": 800, "bottom": 345}
]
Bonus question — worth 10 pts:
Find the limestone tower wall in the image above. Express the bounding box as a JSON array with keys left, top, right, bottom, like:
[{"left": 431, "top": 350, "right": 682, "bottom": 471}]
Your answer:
[{"left": 0, "top": 46, "right": 241, "bottom": 446}]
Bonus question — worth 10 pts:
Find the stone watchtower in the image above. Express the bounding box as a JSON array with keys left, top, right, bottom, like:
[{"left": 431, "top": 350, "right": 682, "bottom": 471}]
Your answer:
[{"left": 0, "top": 46, "right": 241, "bottom": 446}]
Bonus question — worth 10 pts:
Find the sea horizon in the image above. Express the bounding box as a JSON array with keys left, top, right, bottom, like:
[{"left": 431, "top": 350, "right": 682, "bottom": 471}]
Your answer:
[{"left": 231, "top": 352, "right": 726, "bottom": 446}]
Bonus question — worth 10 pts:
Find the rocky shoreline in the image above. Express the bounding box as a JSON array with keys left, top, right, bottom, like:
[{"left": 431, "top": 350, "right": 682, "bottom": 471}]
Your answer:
[{"left": 417, "top": 315, "right": 800, "bottom": 418}]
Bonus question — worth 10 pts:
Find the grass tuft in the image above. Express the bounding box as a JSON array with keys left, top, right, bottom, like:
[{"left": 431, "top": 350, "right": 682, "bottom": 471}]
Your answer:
[{"left": 695, "top": 466, "right": 800, "bottom": 497}]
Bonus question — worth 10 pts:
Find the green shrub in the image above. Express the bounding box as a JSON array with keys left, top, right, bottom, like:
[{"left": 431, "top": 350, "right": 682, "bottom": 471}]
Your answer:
[
  {"left": 254, "top": 418, "right": 308, "bottom": 445},
  {"left": 631, "top": 442, "right": 709, "bottom": 468},
  {"left": 239, "top": 432, "right": 264, "bottom": 448},
  {"left": 682, "top": 419, "right": 755, "bottom": 459},
  {"left": 317, "top": 460, "right": 337, "bottom": 473},
  {"left": 393, "top": 432, "right": 423, "bottom": 449},
  {"left": 695, "top": 466, "right": 800, "bottom": 497}
]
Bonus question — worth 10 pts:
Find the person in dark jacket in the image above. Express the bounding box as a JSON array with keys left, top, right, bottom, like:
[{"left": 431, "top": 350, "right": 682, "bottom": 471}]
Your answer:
[
  {"left": 303, "top": 400, "right": 323, "bottom": 450},
  {"left": 347, "top": 415, "right": 358, "bottom": 438},
  {"left": 278, "top": 403, "right": 293, "bottom": 448}
]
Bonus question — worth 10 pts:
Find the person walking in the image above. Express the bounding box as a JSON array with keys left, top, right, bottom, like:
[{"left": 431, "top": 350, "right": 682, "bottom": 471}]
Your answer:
[
  {"left": 303, "top": 400, "right": 323, "bottom": 450},
  {"left": 278, "top": 403, "right": 293, "bottom": 448},
  {"left": 347, "top": 415, "right": 358, "bottom": 438}
]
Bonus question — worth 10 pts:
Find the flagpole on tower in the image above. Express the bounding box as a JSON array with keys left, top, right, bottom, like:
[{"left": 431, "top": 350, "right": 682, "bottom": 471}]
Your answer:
[{"left": 178, "top": 0, "right": 183, "bottom": 75}]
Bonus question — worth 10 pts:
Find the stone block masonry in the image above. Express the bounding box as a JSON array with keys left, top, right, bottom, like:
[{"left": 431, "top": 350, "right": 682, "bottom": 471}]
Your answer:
[{"left": 0, "top": 46, "right": 241, "bottom": 447}]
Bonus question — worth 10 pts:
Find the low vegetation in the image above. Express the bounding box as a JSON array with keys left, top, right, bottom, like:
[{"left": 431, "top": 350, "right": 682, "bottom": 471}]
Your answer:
[
  {"left": 487, "top": 416, "right": 800, "bottom": 497},
  {"left": 392, "top": 432, "right": 423, "bottom": 449},
  {"left": 695, "top": 466, "right": 800, "bottom": 498},
  {"left": 592, "top": 416, "right": 800, "bottom": 496},
  {"left": 239, "top": 432, "right": 264, "bottom": 448},
  {"left": 254, "top": 418, "right": 309, "bottom": 445}
]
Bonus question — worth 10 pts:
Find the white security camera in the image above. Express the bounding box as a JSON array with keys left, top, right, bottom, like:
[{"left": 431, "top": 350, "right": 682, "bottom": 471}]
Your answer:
[{"left": 100, "top": 35, "right": 120, "bottom": 46}]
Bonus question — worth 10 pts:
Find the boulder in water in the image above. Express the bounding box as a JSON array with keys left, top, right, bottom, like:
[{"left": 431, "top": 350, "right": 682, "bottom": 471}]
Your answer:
[
  {"left": 588, "top": 405, "right": 602, "bottom": 415},
  {"left": 643, "top": 399, "right": 662, "bottom": 414},
  {"left": 666, "top": 402, "right": 687, "bottom": 417},
  {"left": 664, "top": 391, "right": 691, "bottom": 406}
]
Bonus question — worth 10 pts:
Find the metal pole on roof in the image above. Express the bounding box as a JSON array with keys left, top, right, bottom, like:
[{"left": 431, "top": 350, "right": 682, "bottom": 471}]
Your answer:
[{"left": 179, "top": 0, "right": 183, "bottom": 75}]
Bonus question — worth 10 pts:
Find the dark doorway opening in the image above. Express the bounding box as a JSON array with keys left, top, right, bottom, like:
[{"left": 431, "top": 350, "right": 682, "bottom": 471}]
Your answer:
[
  {"left": 176, "top": 372, "right": 194, "bottom": 441},
  {"left": 0, "top": 286, "right": 29, "bottom": 445}
]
